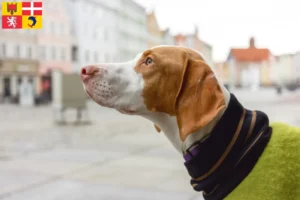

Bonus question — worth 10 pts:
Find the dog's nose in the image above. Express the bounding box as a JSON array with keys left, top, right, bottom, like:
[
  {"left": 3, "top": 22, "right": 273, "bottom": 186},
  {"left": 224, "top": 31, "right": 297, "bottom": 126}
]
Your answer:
[
  {"left": 81, "top": 66, "right": 99, "bottom": 82},
  {"left": 81, "top": 66, "right": 99, "bottom": 75}
]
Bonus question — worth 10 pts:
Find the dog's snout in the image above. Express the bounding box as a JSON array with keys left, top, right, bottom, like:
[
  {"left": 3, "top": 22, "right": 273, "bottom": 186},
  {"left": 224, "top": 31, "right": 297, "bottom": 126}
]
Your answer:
[
  {"left": 81, "top": 66, "right": 100, "bottom": 82},
  {"left": 81, "top": 66, "right": 99, "bottom": 75}
]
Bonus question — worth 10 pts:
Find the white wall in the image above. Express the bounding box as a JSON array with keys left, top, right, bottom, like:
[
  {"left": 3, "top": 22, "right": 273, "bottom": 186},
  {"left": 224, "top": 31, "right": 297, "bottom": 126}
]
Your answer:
[
  {"left": 66, "top": 0, "right": 119, "bottom": 72},
  {"left": 66, "top": 0, "right": 148, "bottom": 66},
  {"left": 162, "top": 31, "right": 175, "bottom": 46},
  {"left": 0, "top": 37, "right": 38, "bottom": 60},
  {"left": 291, "top": 52, "right": 300, "bottom": 81},
  {"left": 273, "top": 55, "right": 293, "bottom": 85},
  {"left": 117, "top": 0, "right": 147, "bottom": 61}
]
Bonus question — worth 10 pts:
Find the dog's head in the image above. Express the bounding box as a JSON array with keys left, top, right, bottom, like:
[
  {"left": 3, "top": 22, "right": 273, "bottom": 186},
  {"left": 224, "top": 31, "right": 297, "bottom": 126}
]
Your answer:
[{"left": 81, "top": 46, "right": 226, "bottom": 141}]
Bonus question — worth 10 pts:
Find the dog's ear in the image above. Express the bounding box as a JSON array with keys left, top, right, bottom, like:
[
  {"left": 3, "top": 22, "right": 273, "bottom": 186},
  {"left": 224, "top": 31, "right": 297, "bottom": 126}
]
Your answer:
[
  {"left": 154, "top": 124, "right": 161, "bottom": 133},
  {"left": 175, "top": 58, "right": 226, "bottom": 142}
]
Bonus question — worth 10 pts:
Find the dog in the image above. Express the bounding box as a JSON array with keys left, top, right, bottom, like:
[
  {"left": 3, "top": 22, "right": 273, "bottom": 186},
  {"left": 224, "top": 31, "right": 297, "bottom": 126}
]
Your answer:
[{"left": 81, "top": 46, "right": 300, "bottom": 200}]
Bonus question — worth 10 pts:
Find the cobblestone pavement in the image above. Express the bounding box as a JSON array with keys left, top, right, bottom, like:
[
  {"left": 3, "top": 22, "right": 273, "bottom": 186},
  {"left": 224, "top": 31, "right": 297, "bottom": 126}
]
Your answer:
[{"left": 0, "top": 88, "right": 299, "bottom": 200}]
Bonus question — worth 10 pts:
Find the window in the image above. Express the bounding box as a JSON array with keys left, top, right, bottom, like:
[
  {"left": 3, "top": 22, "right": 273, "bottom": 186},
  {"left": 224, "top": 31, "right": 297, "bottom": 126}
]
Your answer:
[
  {"left": 94, "top": 51, "right": 98, "bottom": 63},
  {"left": 105, "top": 53, "right": 109, "bottom": 62},
  {"left": 1, "top": 44, "right": 6, "bottom": 57},
  {"left": 17, "top": 77, "right": 22, "bottom": 85},
  {"left": 27, "top": 46, "right": 32, "bottom": 58},
  {"left": 104, "top": 29, "right": 108, "bottom": 41},
  {"left": 52, "top": 46, "right": 56, "bottom": 60},
  {"left": 43, "top": 19, "right": 47, "bottom": 34},
  {"left": 84, "top": 23, "right": 88, "bottom": 35},
  {"left": 93, "top": 28, "right": 97, "bottom": 39},
  {"left": 61, "top": 23, "right": 64, "bottom": 36},
  {"left": 61, "top": 48, "right": 65, "bottom": 61},
  {"left": 15, "top": 45, "right": 20, "bottom": 58},
  {"left": 39, "top": 46, "right": 45, "bottom": 60},
  {"left": 85, "top": 50, "right": 89, "bottom": 62},
  {"left": 71, "top": 45, "right": 78, "bottom": 62},
  {"left": 50, "top": 21, "right": 55, "bottom": 35}
]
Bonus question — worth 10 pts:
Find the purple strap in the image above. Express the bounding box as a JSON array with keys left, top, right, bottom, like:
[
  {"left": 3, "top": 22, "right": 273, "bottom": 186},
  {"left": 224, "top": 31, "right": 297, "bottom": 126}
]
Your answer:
[{"left": 184, "top": 144, "right": 201, "bottom": 161}]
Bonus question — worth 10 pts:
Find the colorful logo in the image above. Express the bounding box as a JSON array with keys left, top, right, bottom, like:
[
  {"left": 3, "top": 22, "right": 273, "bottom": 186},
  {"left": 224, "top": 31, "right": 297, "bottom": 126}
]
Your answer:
[
  {"left": 7, "top": 3, "right": 17, "bottom": 15},
  {"left": 28, "top": 16, "right": 36, "bottom": 28},
  {"left": 2, "top": 2, "right": 43, "bottom": 29}
]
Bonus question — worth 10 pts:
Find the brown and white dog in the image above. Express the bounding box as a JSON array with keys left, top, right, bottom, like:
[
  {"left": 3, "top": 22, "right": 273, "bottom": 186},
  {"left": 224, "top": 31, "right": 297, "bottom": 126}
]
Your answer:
[
  {"left": 80, "top": 46, "right": 300, "bottom": 200},
  {"left": 81, "top": 46, "right": 229, "bottom": 152}
]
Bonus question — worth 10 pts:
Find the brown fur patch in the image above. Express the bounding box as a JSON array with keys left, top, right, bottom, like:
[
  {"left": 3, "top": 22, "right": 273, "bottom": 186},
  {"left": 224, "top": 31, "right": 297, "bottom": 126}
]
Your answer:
[{"left": 134, "top": 46, "right": 226, "bottom": 141}]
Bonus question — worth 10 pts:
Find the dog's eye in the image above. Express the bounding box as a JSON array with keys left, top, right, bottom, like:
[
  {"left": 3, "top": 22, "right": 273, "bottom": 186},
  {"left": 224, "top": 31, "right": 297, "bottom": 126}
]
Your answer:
[{"left": 145, "top": 57, "right": 153, "bottom": 65}]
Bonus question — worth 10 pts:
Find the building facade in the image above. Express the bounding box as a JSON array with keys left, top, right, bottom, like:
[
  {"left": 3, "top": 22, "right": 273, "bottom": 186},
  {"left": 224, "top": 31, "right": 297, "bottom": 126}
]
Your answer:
[
  {"left": 291, "top": 52, "right": 300, "bottom": 83},
  {"left": 65, "top": 0, "right": 119, "bottom": 73},
  {"left": 214, "top": 62, "right": 230, "bottom": 86},
  {"left": 0, "top": 4, "right": 39, "bottom": 100},
  {"left": 1, "top": 0, "right": 148, "bottom": 102},
  {"left": 147, "top": 12, "right": 163, "bottom": 48},
  {"left": 117, "top": 0, "right": 147, "bottom": 61},
  {"left": 39, "top": 0, "right": 72, "bottom": 75},
  {"left": 66, "top": 0, "right": 147, "bottom": 69},
  {"left": 0, "top": 0, "right": 72, "bottom": 102},
  {"left": 162, "top": 28, "right": 175, "bottom": 46},
  {"left": 273, "top": 54, "right": 294, "bottom": 86},
  {"left": 174, "top": 27, "right": 213, "bottom": 65},
  {"left": 227, "top": 37, "right": 275, "bottom": 89},
  {"left": 39, "top": 0, "right": 72, "bottom": 99}
]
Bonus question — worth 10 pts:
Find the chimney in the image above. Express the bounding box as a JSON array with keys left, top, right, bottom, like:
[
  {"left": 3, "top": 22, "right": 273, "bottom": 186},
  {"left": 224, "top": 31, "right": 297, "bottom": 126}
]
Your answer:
[{"left": 249, "top": 37, "right": 256, "bottom": 48}]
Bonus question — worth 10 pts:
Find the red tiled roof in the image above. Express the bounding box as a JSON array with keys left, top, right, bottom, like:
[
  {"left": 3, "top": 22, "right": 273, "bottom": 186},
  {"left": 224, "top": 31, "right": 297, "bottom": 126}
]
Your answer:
[{"left": 230, "top": 48, "right": 271, "bottom": 62}]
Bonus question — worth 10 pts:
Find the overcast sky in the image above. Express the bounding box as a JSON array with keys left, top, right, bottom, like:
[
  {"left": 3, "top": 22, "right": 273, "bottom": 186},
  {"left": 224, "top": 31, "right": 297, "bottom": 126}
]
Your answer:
[{"left": 134, "top": 0, "right": 300, "bottom": 62}]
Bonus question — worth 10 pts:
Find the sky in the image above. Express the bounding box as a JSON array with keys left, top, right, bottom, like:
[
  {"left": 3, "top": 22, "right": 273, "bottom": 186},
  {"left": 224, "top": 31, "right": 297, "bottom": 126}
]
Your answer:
[{"left": 134, "top": 0, "right": 300, "bottom": 62}]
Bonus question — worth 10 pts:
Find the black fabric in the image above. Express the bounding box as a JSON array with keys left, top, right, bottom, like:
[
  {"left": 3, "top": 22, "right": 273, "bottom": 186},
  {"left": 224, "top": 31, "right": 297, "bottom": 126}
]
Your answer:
[{"left": 184, "top": 94, "right": 272, "bottom": 200}]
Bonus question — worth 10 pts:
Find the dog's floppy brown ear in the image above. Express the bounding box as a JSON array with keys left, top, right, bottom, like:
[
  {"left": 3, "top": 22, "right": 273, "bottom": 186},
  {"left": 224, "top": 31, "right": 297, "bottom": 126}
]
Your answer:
[{"left": 175, "top": 59, "right": 226, "bottom": 142}]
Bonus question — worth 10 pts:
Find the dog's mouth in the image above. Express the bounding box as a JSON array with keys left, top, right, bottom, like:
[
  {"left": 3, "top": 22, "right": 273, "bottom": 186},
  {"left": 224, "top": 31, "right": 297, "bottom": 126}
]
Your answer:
[
  {"left": 85, "top": 89, "right": 136, "bottom": 114},
  {"left": 84, "top": 89, "right": 113, "bottom": 108},
  {"left": 116, "top": 108, "right": 136, "bottom": 115},
  {"left": 85, "top": 89, "right": 93, "bottom": 99}
]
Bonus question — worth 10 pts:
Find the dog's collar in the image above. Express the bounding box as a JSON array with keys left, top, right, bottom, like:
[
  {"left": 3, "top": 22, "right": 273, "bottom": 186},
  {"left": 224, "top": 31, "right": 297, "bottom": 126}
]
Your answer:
[
  {"left": 183, "top": 94, "right": 246, "bottom": 162},
  {"left": 183, "top": 93, "right": 272, "bottom": 200},
  {"left": 183, "top": 134, "right": 212, "bottom": 161}
]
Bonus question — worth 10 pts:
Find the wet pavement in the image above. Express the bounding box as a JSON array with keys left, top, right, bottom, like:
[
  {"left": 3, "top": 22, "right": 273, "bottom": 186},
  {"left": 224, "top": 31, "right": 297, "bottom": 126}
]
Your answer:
[{"left": 0, "top": 88, "right": 299, "bottom": 200}]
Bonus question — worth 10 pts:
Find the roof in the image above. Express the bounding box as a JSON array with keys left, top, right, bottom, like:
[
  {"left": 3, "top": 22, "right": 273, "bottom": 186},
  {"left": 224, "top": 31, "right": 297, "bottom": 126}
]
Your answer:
[
  {"left": 174, "top": 34, "right": 212, "bottom": 49},
  {"left": 229, "top": 48, "right": 271, "bottom": 62}
]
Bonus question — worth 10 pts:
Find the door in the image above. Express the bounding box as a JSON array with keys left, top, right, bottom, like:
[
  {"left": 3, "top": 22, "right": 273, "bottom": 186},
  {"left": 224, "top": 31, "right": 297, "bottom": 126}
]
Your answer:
[
  {"left": 249, "top": 64, "right": 260, "bottom": 90},
  {"left": 3, "top": 77, "right": 11, "bottom": 97}
]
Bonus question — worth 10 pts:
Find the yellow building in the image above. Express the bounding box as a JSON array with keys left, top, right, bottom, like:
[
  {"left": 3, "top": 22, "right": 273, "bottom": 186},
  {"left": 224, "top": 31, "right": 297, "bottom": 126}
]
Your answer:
[{"left": 147, "top": 12, "right": 163, "bottom": 48}]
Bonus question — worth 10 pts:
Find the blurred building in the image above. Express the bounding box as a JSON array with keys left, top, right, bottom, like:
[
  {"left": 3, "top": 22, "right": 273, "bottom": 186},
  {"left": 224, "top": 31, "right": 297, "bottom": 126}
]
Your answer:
[
  {"left": 147, "top": 12, "right": 163, "bottom": 48},
  {"left": 147, "top": 12, "right": 175, "bottom": 48},
  {"left": 0, "top": 0, "right": 72, "bottom": 102},
  {"left": 117, "top": 0, "right": 147, "bottom": 61},
  {"left": 162, "top": 28, "right": 175, "bottom": 46},
  {"left": 39, "top": 0, "right": 72, "bottom": 100},
  {"left": 291, "top": 51, "right": 300, "bottom": 83},
  {"left": 0, "top": 47, "right": 39, "bottom": 101},
  {"left": 214, "top": 62, "right": 230, "bottom": 86},
  {"left": 65, "top": 0, "right": 119, "bottom": 73},
  {"left": 174, "top": 27, "right": 213, "bottom": 65},
  {"left": 66, "top": 0, "right": 147, "bottom": 71},
  {"left": 227, "top": 37, "right": 275, "bottom": 89},
  {"left": 0, "top": 10, "right": 37, "bottom": 101},
  {"left": 273, "top": 53, "right": 294, "bottom": 86}
]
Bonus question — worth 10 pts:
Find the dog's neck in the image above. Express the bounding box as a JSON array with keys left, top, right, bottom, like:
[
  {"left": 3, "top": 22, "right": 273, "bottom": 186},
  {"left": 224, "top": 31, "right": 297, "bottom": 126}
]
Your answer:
[{"left": 142, "top": 84, "right": 231, "bottom": 153}]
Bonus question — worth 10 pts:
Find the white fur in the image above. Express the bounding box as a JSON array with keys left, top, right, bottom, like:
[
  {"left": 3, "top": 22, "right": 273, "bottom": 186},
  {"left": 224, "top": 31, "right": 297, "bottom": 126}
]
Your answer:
[{"left": 81, "top": 46, "right": 230, "bottom": 154}]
